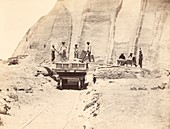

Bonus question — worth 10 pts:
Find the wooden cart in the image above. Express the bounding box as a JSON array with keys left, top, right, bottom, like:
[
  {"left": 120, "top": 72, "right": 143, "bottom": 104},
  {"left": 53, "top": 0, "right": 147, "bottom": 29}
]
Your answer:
[{"left": 55, "top": 62, "right": 88, "bottom": 90}]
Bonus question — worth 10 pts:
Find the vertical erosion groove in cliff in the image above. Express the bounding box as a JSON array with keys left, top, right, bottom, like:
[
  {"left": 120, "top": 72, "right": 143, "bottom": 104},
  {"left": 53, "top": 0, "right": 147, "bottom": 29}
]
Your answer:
[
  {"left": 136, "top": 0, "right": 170, "bottom": 68},
  {"left": 78, "top": 0, "right": 122, "bottom": 64},
  {"left": 107, "top": 0, "right": 123, "bottom": 64},
  {"left": 133, "top": 0, "right": 148, "bottom": 57},
  {"left": 12, "top": 0, "right": 170, "bottom": 67},
  {"left": 12, "top": 0, "right": 72, "bottom": 63}
]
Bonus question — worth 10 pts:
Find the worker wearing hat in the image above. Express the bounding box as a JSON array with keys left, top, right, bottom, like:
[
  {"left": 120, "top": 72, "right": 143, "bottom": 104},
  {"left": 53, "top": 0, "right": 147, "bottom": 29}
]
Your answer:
[
  {"left": 51, "top": 44, "right": 57, "bottom": 62},
  {"left": 86, "top": 42, "right": 91, "bottom": 62}
]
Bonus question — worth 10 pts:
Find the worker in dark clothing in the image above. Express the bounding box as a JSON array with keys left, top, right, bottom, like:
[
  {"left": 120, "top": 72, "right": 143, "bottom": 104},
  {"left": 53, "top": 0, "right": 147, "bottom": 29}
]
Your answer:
[
  {"left": 51, "top": 45, "right": 57, "bottom": 62},
  {"left": 128, "top": 53, "right": 133, "bottom": 59},
  {"left": 86, "top": 42, "right": 91, "bottom": 62},
  {"left": 139, "top": 49, "right": 143, "bottom": 68},
  {"left": 118, "top": 53, "right": 126, "bottom": 66},
  {"left": 74, "top": 44, "right": 79, "bottom": 58},
  {"left": 93, "top": 75, "right": 97, "bottom": 84},
  {"left": 128, "top": 53, "right": 137, "bottom": 67},
  {"left": 119, "top": 53, "right": 126, "bottom": 60},
  {"left": 132, "top": 56, "right": 137, "bottom": 67}
]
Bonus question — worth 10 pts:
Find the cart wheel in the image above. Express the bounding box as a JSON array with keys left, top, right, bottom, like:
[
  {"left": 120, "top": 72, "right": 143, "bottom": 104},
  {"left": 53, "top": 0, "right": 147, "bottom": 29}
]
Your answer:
[
  {"left": 59, "top": 79, "right": 63, "bottom": 90},
  {"left": 78, "top": 79, "right": 81, "bottom": 90}
]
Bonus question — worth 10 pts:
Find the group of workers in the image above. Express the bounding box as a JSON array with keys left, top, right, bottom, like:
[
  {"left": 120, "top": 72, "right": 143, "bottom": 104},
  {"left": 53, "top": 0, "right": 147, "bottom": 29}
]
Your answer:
[
  {"left": 118, "top": 48, "right": 143, "bottom": 68},
  {"left": 51, "top": 41, "right": 93, "bottom": 62},
  {"left": 51, "top": 42, "right": 143, "bottom": 68},
  {"left": 51, "top": 42, "right": 67, "bottom": 62}
]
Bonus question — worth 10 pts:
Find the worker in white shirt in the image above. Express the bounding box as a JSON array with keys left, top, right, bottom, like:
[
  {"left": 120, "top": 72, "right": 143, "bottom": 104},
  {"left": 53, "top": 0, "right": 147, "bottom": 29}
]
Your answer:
[{"left": 59, "top": 42, "right": 67, "bottom": 62}]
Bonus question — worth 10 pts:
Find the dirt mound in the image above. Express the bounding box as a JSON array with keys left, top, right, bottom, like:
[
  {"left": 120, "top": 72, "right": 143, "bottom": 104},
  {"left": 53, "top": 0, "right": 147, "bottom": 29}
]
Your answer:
[
  {"left": 0, "top": 63, "right": 58, "bottom": 127},
  {"left": 83, "top": 92, "right": 102, "bottom": 117},
  {"left": 94, "top": 67, "right": 140, "bottom": 79}
]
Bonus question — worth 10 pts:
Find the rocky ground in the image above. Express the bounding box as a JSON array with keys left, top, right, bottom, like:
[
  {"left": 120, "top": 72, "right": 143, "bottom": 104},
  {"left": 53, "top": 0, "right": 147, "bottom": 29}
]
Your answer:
[{"left": 0, "top": 60, "right": 170, "bottom": 129}]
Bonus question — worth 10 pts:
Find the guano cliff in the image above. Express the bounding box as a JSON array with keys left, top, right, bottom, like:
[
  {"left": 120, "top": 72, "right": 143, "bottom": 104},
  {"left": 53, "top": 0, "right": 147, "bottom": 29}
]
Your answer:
[{"left": 12, "top": 0, "right": 170, "bottom": 69}]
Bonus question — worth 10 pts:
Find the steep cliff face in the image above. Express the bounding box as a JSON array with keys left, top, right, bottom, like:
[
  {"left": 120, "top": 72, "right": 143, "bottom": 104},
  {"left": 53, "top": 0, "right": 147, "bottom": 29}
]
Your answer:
[
  {"left": 113, "top": 0, "right": 142, "bottom": 63},
  {"left": 135, "top": 0, "right": 170, "bottom": 68},
  {"left": 13, "top": 0, "right": 72, "bottom": 63},
  {"left": 64, "top": 0, "right": 89, "bottom": 60},
  {"left": 12, "top": 0, "right": 170, "bottom": 68},
  {"left": 78, "top": 0, "right": 122, "bottom": 63},
  {"left": 158, "top": 10, "right": 170, "bottom": 68},
  {"left": 13, "top": 0, "right": 122, "bottom": 63}
]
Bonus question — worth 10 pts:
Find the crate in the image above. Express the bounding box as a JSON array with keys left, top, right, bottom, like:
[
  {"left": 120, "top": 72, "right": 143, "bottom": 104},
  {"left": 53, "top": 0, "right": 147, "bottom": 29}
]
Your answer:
[
  {"left": 63, "top": 63, "right": 69, "bottom": 69},
  {"left": 56, "top": 62, "right": 87, "bottom": 71},
  {"left": 71, "top": 63, "right": 86, "bottom": 70}
]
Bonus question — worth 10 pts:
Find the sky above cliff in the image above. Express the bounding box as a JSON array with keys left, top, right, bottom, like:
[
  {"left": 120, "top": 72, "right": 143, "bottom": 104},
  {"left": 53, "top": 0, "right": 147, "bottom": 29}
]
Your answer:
[{"left": 0, "top": 0, "right": 57, "bottom": 60}]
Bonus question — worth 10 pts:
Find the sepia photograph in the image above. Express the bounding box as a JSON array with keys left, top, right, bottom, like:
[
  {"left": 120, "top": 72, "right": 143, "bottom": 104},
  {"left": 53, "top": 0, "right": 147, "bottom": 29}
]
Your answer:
[{"left": 0, "top": 0, "right": 170, "bottom": 129}]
